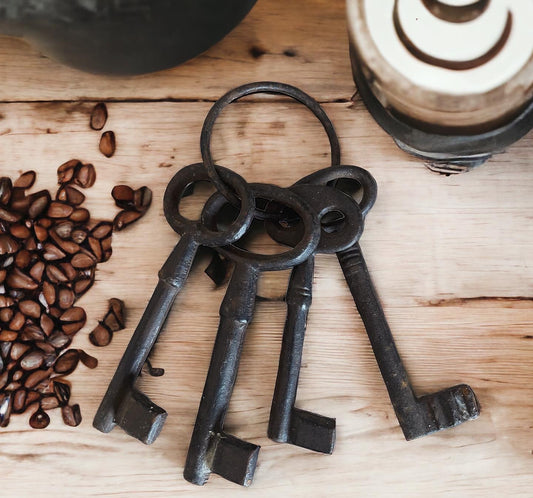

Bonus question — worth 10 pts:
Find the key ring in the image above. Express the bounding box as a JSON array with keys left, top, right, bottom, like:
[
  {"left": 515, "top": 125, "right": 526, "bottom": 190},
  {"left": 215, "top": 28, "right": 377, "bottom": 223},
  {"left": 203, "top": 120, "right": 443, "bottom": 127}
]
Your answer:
[{"left": 200, "top": 81, "right": 341, "bottom": 209}]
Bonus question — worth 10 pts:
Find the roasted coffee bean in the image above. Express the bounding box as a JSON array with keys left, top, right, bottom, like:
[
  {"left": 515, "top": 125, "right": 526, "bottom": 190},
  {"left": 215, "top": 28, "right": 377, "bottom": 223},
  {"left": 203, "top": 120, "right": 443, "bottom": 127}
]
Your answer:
[
  {"left": 74, "top": 277, "right": 93, "bottom": 296},
  {"left": 74, "top": 164, "right": 96, "bottom": 189},
  {"left": 10, "top": 224, "right": 31, "bottom": 240},
  {"left": 90, "top": 103, "right": 108, "bottom": 131},
  {"left": 40, "top": 313, "right": 55, "bottom": 336},
  {"left": 53, "top": 349, "right": 79, "bottom": 375},
  {"left": 20, "top": 325, "right": 45, "bottom": 342},
  {"left": 102, "top": 311, "right": 121, "bottom": 332},
  {"left": 25, "top": 391, "right": 40, "bottom": 406},
  {"left": 40, "top": 395, "right": 59, "bottom": 411},
  {"left": 29, "top": 407, "right": 50, "bottom": 429},
  {"left": 34, "top": 225, "right": 48, "bottom": 242},
  {"left": 53, "top": 381, "right": 71, "bottom": 406},
  {"left": 0, "top": 330, "right": 18, "bottom": 341},
  {"left": 0, "top": 234, "right": 19, "bottom": 255},
  {"left": 25, "top": 368, "right": 51, "bottom": 389},
  {"left": 29, "top": 261, "right": 45, "bottom": 282},
  {"left": 0, "top": 208, "right": 21, "bottom": 223},
  {"left": 35, "top": 341, "right": 55, "bottom": 355},
  {"left": 10, "top": 342, "right": 29, "bottom": 360},
  {"left": 99, "top": 131, "right": 116, "bottom": 158},
  {"left": 0, "top": 307, "right": 13, "bottom": 322},
  {"left": 60, "top": 307, "right": 86, "bottom": 323},
  {"left": 20, "top": 350, "right": 45, "bottom": 370},
  {"left": 58, "top": 288, "right": 75, "bottom": 310},
  {"left": 78, "top": 350, "right": 98, "bottom": 369},
  {"left": 91, "top": 222, "right": 113, "bottom": 240},
  {"left": 19, "top": 300, "right": 41, "bottom": 318},
  {"left": 0, "top": 393, "right": 12, "bottom": 427},
  {"left": 0, "top": 296, "right": 14, "bottom": 308},
  {"left": 0, "top": 177, "right": 13, "bottom": 205},
  {"left": 71, "top": 227, "right": 88, "bottom": 244},
  {"left": 69, "top": 208, "right": 90, "bottom": 223},
  {"left": 71, "top": 252, "right": 95, "bottom": 269},
  {"left": 61, "top": 403, "right": 82, "bottom": 427},
  {"left": 12, "top": 389, "right": 27, "bottom": 413},
  {"left": 111, "top": 185, "right": 134, "bottom": 209},
  {"left": 89, "top": 324, "right": 112, "bottom": 347},
  {"left": 14, "top": 171, "right": 36, "bottom": 189},
  {"left": 113, "top": 210, "right": 142, "bottom": 231},
  {"left": 42, "top": 281, "right": 57, "bottom": 305},
  {"left": 64, "top": 186, "right": 85, "bottom": 206},
  {"left": 57, "top": 160, "right": 80, "bottom": 184},
  {"left": 0, "top": 371, "right": 9, "bottom": 390},
  {"left": 9, "top": 311, "right": 25, "bottom": 331},
  {"left": 133, "top": 186, "right": 152, "bottom": 212},
  {"left": 87, "top": 237, "right": 102, "bottom": 261},
  {"left": 12, "top": 370, "right": 23, "bottom": 381},
  {"left": 15, "top": 249, "right": 31, "bottom": 269},
  {"left": 0, "top": 269, "right": 6, "bottom": 283},
  {"left": 28, "top": 192, "right": 51, "bottom": 219},
  {"left": 54, "top": 221, "right": 73, "bottom": 239},
  {"left": 62, "top": 321, "right": 86, "bottom": 335},
  {"left": 59, "top": 263, "right": 77, "bottom": 281},
  {"left": 48, "top": 332, "right": 71, "bottom": 349},
  {"left": 47, "top": 202, "right": 74, "bottom": 219},
  {"left": 46, "top": 265, "right": 68, "bottom": 284},
  {"left": 7, "top": 268, "right": 38, "bottom": 290}
]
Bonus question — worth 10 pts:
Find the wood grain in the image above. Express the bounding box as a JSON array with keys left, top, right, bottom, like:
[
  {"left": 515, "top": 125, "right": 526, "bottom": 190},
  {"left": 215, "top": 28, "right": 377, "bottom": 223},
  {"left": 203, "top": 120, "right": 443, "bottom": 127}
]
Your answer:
[{"left": 0, "top": 0, "right": 531, "bottom": 495}]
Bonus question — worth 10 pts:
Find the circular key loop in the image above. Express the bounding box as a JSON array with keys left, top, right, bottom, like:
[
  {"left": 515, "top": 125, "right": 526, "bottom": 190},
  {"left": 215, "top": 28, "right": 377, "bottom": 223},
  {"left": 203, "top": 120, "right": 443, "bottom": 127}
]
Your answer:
[
  {"left": 266, "top": 184, "right": 364, "bottom": 254},
  {"left": 201, "top": 183, "right": 320, "bottom": 271},
  {"left": 295, "top": 165, "right": 378, "bottom": 217},
  {"left": 200, "top": 81, "right": 341, "bottom": 210},
  {"left": 163, "top": 163, "right": 255, "bottom": 247}
]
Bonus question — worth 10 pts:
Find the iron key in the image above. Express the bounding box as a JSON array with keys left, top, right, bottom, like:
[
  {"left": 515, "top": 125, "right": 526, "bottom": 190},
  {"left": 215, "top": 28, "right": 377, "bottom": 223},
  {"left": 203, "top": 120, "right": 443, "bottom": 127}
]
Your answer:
[
  {"left": 184, "top": 183, "right": 320, "bottom": 486},
  {"left": 93, "top": 163, "right": 254, "bottom": 444}
]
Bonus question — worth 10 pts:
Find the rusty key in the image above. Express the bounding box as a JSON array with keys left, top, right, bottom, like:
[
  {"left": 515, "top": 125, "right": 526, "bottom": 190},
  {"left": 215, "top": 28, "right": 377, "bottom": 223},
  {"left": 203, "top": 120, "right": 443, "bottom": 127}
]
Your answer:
[
  {"left": 93, "top": 163, "right": 254, "bottom": 444},
  {"left": 265, "top": 184, "right": 364, "bottom": 453},
  {"left": 270, "top": 165, "right": 480, "bottom": 441},
  {"left": 184, "top": 183, "right": 320, "bottom": 486}
]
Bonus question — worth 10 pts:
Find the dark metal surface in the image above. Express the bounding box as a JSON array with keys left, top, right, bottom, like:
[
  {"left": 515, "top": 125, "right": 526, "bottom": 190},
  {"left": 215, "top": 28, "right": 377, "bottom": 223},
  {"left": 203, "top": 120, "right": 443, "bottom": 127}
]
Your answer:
[
  {"left": 266, "top": 184, "right": 364, "bottom": 454},
  {"left": 183, "top": 183, "right": 320, "bottom": 487},
  {"left": 200, "top": 81, "right": 341, "bottom": 210},
  {"left": 349, "top": 44, "right": 533, "bottom": 171},
  {"left": 0, "top": 0, "right": 257, "bottom": 74},
  {"left": 269, "top": 165, "right": 480, "bottom": 440},
  {"left": 93, "top": 163, "right": 254, "bottom": 444}
]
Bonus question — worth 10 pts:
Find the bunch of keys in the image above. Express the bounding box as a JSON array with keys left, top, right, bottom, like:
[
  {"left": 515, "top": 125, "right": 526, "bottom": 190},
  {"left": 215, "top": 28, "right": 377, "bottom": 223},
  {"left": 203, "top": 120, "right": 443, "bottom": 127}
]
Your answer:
[{"left": 93, "top": 82, "right": 480, "bottom": 487}]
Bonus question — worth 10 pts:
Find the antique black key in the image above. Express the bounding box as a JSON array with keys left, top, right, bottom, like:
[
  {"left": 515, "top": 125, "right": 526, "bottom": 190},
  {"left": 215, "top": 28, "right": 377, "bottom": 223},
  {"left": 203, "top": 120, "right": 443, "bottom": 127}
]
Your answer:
[
  {"left": 93, "top": 163, "right": 255, "bottom": 444},
  {"left": 266, "top": 184, "right": 364, "bottom": 454},
  {"left": 270, "top": 165, "right": 480, "bottom": 440},
  {"left": 184, "top": 183, "right": 320, "bottom": 487}
]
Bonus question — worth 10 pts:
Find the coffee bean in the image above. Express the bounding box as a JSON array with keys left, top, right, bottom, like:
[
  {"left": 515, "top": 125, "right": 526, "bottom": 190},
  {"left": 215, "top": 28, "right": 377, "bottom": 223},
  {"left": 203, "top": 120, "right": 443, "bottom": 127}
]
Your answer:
[
  {"left": 54, "top": 221, "right": 73, "bottom": 239},
  {"left": 14, "top": 171, "right": 36, "bottom": 190},
  {"left": 28, "top": 192, "right": 51, "bottom": 219},
  {"left": 15, "top": 249, "right": 31, "bottom": 269},
  {"left": 0, "top": 393, "right": 12, "bottom": 427},
  {"left": 0, "top": 330, "right": 18, "bottom": 341},
  {"left": 0, "top": 234, "right": 19, "bottom": 255},
  {"left": 35, "top": 341, "right": 55, "bottom": 355},
  {"left": 0, "top": 177, "right": 13, "bottom": 205},
  {"left": 69, "top": 208, "right": 90, "bottom": 223},
  {"left": 10, "top": 224, "right": 31, "bottom": 240},
  {"left": 48, "top": 332, "right": 71, "bottom": 349},
  {"left": 71, "top": 252, "right": 95, "bottom": 269},
  {"left": 10, "top": 342, "right": 29, "bottom": 360},
  {"left": 59, "top": 262, "right": 77, "bottom": 281},
  {"left": 20, "top": 325, "right": 45, "bottom": 342},
  {"left": 9, "top": 311, "right": 25, "bottom": 331},
  {"left": 134, "top": 187, "right": 152, "bottom": 212},
  {"left": 42, "top": 281, "right": 57, "bottom": 305},
  {"left": 53, "top": 349, "right": 79, "bottom": 375},
  {"left": 74, "top": 164, "right": 96, "bottom": 189},
  {"left": 108, "top": 298, "right": 125, "bottom": 328},
  {"left": 46, "top": 265, "right": 68, "bottom": 284},
  {"left": 40, "top": 313, "right": 55, "bottom": 336},
  {"left": 57, "top": 160, "right": 81, "bottom": 184},
  {"left": 0, "top": 296, "right": 15, "bottom": 308},
  {"left": 113, "top": 210, "right": 142, "bottom": 231},
  {"left": 89, "top": 324, "right": 112, "bottom": 347},
  {"left": 20, "top": 350, "right": 45, "bottom": 370},
  {"left": 91, "top": 222, "right": 113, "bottom": 240},
  {"left": 0, "top": 207, "right": 21, "bottom": 223},
  {"left": 12, "top": 389, "right": 27, "bottom": 413},
  {"left": 40, "top": 395, "right": 59, "bottom": 411},
  {"left": 29, "top": 407, "right": 50, "bottom": 429},
  {"left": 99, "top": 131, "right": 116, "bottom": 158},
  {"left": 25, "top": 368, "right": 52, "bottom": 388},
  {"left": 64, "top": 186, "right": 85, "bottom": 206},
  {"left": 111, "top": 185, "right": 134, "bottom": 209},
  {"left": 61, "top": 403, "right": 82, "bottom": 427},
  {"left": 34, "top": 225, "right": 48, "bottom": 242},
  {"left": 19, "top": 300, "right": 41, "bottom": 318},
  {"left": 7, "top": 268, "right": 38, "bottom": 289},
  {"left": 47, "top": 202, "right": 74, "bottom": 219},
  {"left": 78, "top": 349, "right": 98, "bottom": 369},
  {"left": 0, "top": 307, "right": 13, "bottom": 322},
  {"left": 90, "top": 103, "right": 108, "bottom": 131},
  {"left": 29, "top": 261, "right": 45, "bottom": 282},
  {"left": 60, "top": 307, "right": 86, "bottom": 323}
]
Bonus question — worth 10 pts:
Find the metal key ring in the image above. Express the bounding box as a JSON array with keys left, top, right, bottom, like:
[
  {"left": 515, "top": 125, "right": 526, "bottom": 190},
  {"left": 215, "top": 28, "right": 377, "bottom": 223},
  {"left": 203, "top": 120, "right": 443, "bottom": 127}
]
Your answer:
[
  {"left": 200, "top": 81, "right": 341, "bottom": 210},
  {"left": 201, "top": 183, "right": 321, "bottom": 271},
  {"left": 163, "top": 163, "right": 254, "bottom": 247}
]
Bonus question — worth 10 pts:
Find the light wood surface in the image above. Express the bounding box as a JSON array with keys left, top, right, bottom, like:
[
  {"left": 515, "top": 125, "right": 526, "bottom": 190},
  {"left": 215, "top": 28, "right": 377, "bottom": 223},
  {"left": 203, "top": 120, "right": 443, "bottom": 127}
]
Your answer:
[{"left": 0, "top": 1, "right": 531, "bottom": 496}]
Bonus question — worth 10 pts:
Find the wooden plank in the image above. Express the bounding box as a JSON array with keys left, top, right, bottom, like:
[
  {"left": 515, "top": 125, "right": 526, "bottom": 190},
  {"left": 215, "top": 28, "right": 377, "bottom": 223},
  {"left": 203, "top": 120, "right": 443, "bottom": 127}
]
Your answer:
[
  {"left": 0, "top": 0, "right": 354, "bottom": 102},
  {"left": 0, "top": 100, "right": 531, "bottom": 496}
]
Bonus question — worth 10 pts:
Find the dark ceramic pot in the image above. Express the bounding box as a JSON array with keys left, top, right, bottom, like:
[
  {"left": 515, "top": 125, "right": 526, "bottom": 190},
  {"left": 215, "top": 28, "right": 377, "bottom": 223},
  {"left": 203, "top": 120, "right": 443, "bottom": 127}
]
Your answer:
[{"left": 0, "top": 0, "right": 257, "bottom": 75}]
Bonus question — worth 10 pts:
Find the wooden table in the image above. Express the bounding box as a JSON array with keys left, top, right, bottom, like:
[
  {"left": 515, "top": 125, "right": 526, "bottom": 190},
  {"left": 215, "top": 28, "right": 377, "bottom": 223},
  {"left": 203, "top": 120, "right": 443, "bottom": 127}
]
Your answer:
[{"left": 0, "top": 1, "right": 531, "bottom": 496}]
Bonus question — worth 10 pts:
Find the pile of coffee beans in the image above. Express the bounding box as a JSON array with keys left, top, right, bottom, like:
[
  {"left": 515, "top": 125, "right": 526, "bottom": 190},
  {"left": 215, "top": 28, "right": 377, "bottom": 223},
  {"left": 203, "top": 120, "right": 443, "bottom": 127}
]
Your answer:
[{"left": 0, "top": 163, "right": 152, "bottom": 429}]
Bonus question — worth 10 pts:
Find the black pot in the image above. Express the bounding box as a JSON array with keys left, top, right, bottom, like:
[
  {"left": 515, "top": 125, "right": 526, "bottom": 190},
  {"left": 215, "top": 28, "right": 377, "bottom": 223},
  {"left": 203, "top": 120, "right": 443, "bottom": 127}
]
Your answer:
[{"left": 0, "top": 0, "right": 257, "bottom": 75}]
